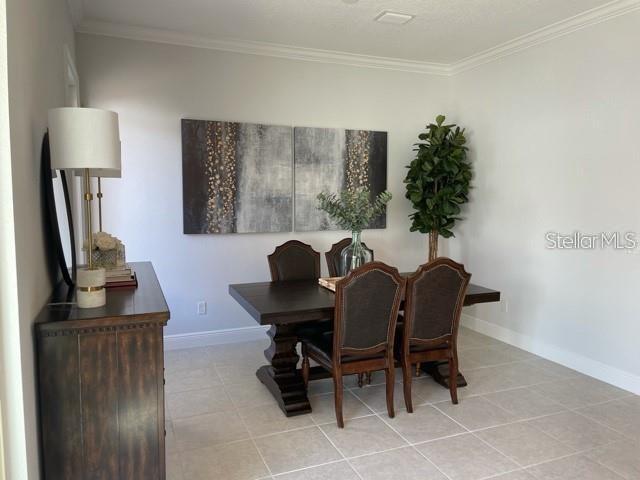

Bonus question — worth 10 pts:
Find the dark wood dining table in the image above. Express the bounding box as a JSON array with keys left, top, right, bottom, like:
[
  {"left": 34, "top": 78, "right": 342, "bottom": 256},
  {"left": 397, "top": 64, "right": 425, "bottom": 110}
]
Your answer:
[{"left": 229, "top": 277, "right": 500, "bottom": 417}]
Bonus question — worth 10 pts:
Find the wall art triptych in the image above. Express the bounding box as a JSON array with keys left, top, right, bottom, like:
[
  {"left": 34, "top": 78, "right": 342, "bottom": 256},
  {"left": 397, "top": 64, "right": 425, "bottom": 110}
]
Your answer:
[{"left": 181, "top": 119, "right": 388, "bottom": 234}]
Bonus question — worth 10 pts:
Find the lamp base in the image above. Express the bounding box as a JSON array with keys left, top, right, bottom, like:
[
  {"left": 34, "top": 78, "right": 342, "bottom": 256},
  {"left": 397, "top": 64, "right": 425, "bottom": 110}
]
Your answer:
[{"left": 76, "top": 267, "right": 106, "bottom": 308}]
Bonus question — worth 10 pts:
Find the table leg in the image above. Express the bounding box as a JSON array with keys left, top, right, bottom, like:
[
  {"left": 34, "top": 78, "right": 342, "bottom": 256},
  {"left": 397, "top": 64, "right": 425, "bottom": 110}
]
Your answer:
[
  {"left": 256, "top": 324, "right": 311, "bottom": 417},
  {"left": 421, "top": 361, "right": 468, "bottom": 388}
]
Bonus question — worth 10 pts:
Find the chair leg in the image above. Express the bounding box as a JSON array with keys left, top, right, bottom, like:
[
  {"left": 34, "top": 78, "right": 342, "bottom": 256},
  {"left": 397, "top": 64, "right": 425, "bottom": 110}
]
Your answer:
[
  {"left": 357, "top": 373, "right": 364, "bottom": 388},
  {"left": 449, "top": 351, "right": 459, "bottom": 405},
  {"left": 301, "top": 345, "right": 310, "bottom": 388},
  {"left": 415, "top": 362, "right": 421, "bottom": 377},
  {"left": 385, "top": 361, "right": 395, "bottom": 419},
  {"left": 333, "top": 371, "right": 344, "bottom": 428},
  {"left": 402, "top": 359, "right": 414, "bottom": 413}
]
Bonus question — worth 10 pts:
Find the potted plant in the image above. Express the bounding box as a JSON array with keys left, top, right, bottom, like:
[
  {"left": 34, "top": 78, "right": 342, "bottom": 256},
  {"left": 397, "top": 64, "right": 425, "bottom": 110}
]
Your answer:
[
  {"left": 317, "top": 187, "right": 392, "bottom": 275},
  {"left": 404, "top": 115, "right": 472, "bottom": 261}
]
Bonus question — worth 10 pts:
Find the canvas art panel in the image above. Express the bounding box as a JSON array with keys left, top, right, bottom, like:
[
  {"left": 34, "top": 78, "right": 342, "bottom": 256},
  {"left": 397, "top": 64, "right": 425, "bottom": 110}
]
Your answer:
[
  {"left": 294, "top": 127, "right": 388, "bottom": 231},
  {"left": 182, "top": 119, "right": 293, "bottom": 234}
]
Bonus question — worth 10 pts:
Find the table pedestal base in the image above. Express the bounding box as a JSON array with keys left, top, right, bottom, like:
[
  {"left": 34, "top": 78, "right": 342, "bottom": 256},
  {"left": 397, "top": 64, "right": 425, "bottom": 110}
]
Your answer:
[
  {"left": 421, "top": 361, "right": 468, "bottom": 388},
  {"left": 256, "top": 324, "right": 311, "bottom": 417}
]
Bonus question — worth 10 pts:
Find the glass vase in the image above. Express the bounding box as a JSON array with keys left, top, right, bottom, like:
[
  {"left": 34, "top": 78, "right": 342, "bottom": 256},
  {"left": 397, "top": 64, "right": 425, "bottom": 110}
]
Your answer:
[{"left": 340, "top": 231, "right": 373, "bottom": 276}]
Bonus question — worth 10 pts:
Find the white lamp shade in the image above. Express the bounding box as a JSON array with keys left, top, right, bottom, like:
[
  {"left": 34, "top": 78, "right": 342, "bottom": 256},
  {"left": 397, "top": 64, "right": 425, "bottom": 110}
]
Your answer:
[{"left": 48, "top": 108, "right": 121, "bottom": 171}]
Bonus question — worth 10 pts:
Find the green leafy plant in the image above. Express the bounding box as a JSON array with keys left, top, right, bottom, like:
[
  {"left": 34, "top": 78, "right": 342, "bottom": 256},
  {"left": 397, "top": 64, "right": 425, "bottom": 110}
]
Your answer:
[
  {"left": 404, "top": 115, "right": 472, "bottom": 261},
  {"left": 317, "top": 187, "right": 392, "bottom": 232}
]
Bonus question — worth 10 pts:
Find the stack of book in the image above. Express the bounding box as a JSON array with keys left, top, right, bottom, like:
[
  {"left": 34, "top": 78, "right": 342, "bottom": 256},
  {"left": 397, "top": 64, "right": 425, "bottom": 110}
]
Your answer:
[
  {"left": 318, "top": 277, "right": 342, "bottom": 292},
  {"left": 105, "top": 265, "right": 138, "bottom": 289}
]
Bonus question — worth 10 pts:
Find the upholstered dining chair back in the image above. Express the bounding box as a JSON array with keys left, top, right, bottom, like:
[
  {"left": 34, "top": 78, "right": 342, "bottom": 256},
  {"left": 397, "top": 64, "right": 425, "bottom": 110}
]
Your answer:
[
  {"left": 404, "top": 258, "right": 471, "bottom": 343},
  {"left": 325, "top": 237, "right": 374, "bottom": 277},
  {"left": 268, "top": 240, "right": 320, "bottom": 281},
  {"left": 334, "top": 262, "right": 405, "bottom": 354}
]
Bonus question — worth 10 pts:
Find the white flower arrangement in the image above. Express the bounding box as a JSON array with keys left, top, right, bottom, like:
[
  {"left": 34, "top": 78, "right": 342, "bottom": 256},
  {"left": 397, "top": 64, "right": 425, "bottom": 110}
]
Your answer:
[{"left": 84, "top": 231, "right": 122, "bottom": 251}]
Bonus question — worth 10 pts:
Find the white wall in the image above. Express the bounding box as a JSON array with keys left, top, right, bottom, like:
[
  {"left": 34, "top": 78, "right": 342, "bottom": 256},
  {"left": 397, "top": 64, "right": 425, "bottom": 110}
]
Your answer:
[
  {"left": 449, "top": 10, "right": 640, "bottom": 392},
  {"left": 4, "top": 0, "right": 75, "bottom": 477},
  {"left": 76, "top": 34, "right": 450, "bottom": 337}
]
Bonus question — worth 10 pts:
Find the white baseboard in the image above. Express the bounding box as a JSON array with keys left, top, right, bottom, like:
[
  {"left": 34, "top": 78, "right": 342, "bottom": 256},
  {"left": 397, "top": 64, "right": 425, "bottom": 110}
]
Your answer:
[
  {"left": 461, "top": 313, "right": 640, "bottom": 395},
  {"left": 164, "top": 325, "right": 269, "bottom": 351}
]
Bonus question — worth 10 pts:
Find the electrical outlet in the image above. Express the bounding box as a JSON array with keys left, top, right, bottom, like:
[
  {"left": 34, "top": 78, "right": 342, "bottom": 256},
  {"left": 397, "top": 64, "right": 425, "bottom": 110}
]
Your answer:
[
  {"left": 197, "top": 301, "right": 207, "bottom": 315},
  {"left": 501, "top": 299, "right": 509, "bottom": 313}
]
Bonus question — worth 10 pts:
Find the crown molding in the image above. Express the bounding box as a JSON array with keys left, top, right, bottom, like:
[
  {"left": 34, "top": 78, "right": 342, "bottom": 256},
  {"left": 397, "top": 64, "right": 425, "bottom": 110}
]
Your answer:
[
  {"left": 66, "top": 0, "right": 84, "bottom": 27},
  {"left": 75, "top": 20, "right": 451, "bottom": 76},
  {"left": 76, "top": 0, "right": 640, "bottom": 77},
  {"left": 450, "top": 0, "right": 640, "bottom": 75}
]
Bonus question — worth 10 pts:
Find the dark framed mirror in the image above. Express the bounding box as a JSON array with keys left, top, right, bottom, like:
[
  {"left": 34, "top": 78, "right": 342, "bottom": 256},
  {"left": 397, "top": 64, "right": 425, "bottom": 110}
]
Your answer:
[{"left": 42, "top": 131, "right": 77, "bottom": 286}]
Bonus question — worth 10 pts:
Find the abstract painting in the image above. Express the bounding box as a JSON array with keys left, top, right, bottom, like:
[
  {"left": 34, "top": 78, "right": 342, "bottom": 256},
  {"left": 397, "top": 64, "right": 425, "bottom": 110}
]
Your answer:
[
  {"left": 182, "top": 120, "right": 293, "bottom": 234},
  {"left": 294, "top": 127, "right": 388, "bottom": 231}
]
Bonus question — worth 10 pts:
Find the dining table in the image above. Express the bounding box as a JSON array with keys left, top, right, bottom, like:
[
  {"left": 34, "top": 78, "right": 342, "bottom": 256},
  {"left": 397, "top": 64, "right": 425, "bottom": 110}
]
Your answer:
[{"left": 229, "top": 276, "right": 500, "bottom": 417}]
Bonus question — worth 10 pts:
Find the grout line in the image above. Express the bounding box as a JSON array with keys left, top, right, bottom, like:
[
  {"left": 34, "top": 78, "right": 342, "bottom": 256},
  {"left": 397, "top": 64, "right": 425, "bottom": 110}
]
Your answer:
[
  {"left": 167, "top": 340, "right": 638, "bottom": 478},
  {"left": 312, "top": 420, "right": 366, "bottom": 480},
  {"left": 371, "top": 407, "right": 456, "bottom": 480}
]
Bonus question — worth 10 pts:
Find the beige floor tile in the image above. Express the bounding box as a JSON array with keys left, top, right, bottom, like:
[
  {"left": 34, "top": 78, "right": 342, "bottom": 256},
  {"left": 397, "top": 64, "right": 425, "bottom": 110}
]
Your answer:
[
  {"left": 320, "top": 415, "right": 406, "bottom": 457},
  {"left": 240, "top": 403, "right": 315, "bottom": 438},
  {"left": 463, "top": 366, "right": 523, "bottom": 395},
  {"left": 165, "top": 347, "right": 215, "bottom": 373},
  {"left": 173, "top": 411, "right": 250, "bottom": 451},
  {"left": 529, "top": 411, "right": 624, "bottom": 450},
  {"left": 254, "top": 426, "right": 341, "bottom": 475},
  {"left": 578, "top": 396, "right": 640, "bottom": 441},
  {"left": 217, "top": 363, "right": 263, "bottom": 385},
  {"left": 475, "top": 422, "right": 575, "bottom": 467},
  {"left": 530, "top": 376, "right": 629, "bottom": 409},
  {"left": 383, "top": 404, "right": 466, "bottom": 443},
  {"left": 350, "top": 382, "right": 407, "bottom": 414},
  {"left": 482, "top": 387, "right": 566, "bottom": 420},
  {"left": 525, "top": 358, "right": 582, "bottom": 379},
  {"left": 273, "top": 461, "right": 359, "bottom": 480},
  {"left": 350, "top": 446, "right": 447, "bottom": 480},
  {"left": 461, "top": 346, "right": 522, "bottom": 368},
  {"left": 225, "top": 380, "right": 278, "bottom": 409},
  {"left": 180, "top": 439, "right": 270, "bottom": 480},
  {"left": 486, "top": 470, "right": 536, "bottom": 479},
  {"left": 585, "top": 440, "right": 640, "bottom": 480},
  {"left": 167, "top": 386, "right": 234, "bottom": 419},
  {"left": 165, "top": 366, "right": 222, "bottom": 393},
  {"left": 434, "top": 396, "right": 516, "bottom": 431},
  {"left": 417, "top": 433, "right": 518, "bottom": 480},
  {"left": 501, "top": 362, "right": 561, "bottom": 386},
  {"left": 210, "top": 341, "right": 269, "bottom": 366},
  {"left": 411, "top": 376, "right": 463, "bottom": 404},
  {"left": 526, "top": 454, "right": 623, "bottom": 480},
  {"left": 310, "top": 391, "right": 373, "bottom": 424},
  {"left": 458, "top": 328, "right": 504, "bottom": 347},
  {"left": 166, "top": 452, "right": 184, "bottom": 480}
]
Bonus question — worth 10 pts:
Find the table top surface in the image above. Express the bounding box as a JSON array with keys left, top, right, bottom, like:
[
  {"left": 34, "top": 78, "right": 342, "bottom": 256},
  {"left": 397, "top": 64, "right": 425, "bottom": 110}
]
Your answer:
[
  {"left": 230, "top": 277, "right": 500, "bottom": 325},
  {"left": 35, "top": 261, "right": 170, "bottom": 331}
]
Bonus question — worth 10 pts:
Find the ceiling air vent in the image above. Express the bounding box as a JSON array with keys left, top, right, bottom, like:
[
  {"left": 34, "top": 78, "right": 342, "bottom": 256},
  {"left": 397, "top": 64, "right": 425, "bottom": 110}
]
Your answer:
[{"left": 374, "top": 11, "right": 415, "bottom": 25}]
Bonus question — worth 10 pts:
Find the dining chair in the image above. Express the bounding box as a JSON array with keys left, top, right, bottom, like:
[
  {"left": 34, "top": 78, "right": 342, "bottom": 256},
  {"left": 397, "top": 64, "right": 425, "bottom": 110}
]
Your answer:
[
  {"left": 399, "top": 257, "right": 470, "bottom": 412},
  {"left": 325, "top": 237, "right": 374, "bottom": 277},
  {"left": 268, "top": 240, "right": 331, "bottom": 342},
  {"left": 268, "top": 240, "right": 320, "bottom": 281},
  {"left": 301, "top": 261, "right": 406, "bottom": 428}
]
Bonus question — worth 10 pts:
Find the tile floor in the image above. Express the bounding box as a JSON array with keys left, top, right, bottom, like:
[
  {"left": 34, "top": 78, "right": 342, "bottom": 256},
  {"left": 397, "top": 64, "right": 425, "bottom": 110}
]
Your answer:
[{"left": 164, "top": 328, "right": 639, "bottom": 480}]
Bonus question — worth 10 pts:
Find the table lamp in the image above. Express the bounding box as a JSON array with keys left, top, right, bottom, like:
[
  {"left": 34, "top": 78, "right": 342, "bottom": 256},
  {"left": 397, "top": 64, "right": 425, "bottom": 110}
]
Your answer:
[
  {"left": 48, "top": 107, "right": 121, "bottom": 308},
  {"left": 74, "top": 165, "right": 121, "bottom": 232}
]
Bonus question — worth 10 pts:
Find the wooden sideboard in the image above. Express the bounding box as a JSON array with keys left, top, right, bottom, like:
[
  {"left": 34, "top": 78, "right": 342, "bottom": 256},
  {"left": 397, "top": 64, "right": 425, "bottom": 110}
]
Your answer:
[{"left": 35, "top": 262, "right": 170, "bottom": 479}]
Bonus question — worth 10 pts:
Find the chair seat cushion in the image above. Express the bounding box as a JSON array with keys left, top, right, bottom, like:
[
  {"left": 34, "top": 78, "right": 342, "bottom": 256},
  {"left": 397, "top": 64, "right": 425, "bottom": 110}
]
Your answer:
[
  {"left": 296, "top": 319, "right": 333, "bottom": 339},
  {"left": 302, "top": 331, "right": 385, "bottom": 365}
]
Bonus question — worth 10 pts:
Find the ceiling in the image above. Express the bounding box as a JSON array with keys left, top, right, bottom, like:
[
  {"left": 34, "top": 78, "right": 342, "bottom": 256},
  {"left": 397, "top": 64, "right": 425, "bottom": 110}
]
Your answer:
[{"left": 75, "top": 0, "right": 618, "bottom": 64}]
